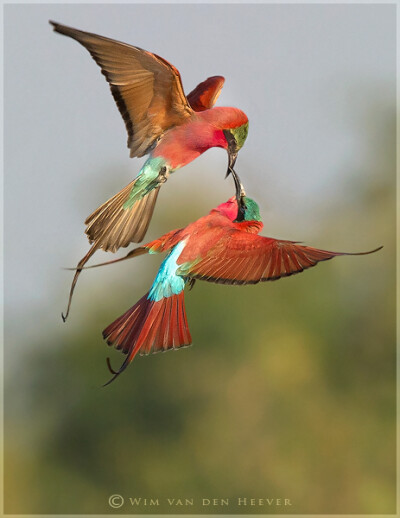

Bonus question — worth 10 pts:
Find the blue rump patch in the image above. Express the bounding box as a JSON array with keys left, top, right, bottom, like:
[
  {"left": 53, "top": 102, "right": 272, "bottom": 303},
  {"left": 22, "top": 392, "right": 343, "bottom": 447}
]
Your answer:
[{"left": 148, "top": 240, "right": 187, "bottom": 302}]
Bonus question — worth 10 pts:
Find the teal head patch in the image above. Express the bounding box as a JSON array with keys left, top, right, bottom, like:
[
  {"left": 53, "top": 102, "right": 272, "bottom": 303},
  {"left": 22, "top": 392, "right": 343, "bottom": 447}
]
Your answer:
[{"left": 242, "top": 197, "right": 261, "bottom": 221}]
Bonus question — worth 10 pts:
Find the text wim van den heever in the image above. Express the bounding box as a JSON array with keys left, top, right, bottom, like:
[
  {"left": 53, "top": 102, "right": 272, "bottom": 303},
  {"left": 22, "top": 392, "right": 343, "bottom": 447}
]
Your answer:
[{"left": 126, "top": 497, "right": 292, "bottom": 507}]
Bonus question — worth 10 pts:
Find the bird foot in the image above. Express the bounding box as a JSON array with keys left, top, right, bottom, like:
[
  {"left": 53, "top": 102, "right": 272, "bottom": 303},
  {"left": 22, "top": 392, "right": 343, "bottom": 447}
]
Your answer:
[{"left": 157, "top": 166, "right": 170, "bottom": 184}]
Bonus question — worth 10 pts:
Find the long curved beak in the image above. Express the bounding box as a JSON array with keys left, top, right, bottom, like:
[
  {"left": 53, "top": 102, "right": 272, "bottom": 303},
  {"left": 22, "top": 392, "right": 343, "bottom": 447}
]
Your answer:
[
  {"left": 225, "top": 150, "right": 238, "bottom": 179},
  {"left": 225, "top": 150, "right": 246, "bottom": 221},
  {"left": 226, "top": 151, "right": 245, "bottom": 199}
]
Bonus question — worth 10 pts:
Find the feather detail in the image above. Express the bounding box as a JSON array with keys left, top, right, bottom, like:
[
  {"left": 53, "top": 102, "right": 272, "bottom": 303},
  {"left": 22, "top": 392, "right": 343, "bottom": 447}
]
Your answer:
[
  {"left": 103, "top": 291, "right": 192, "bottom": 384},
  {"left": 61, "top": 183, "right": 159, "bottom": 321},
  {"left": 178, "top": 232, "right": 381, "bottom": 285},
  {"left": 50, "top": 21, "right": 193, "bottom": 157},
  {"left": 187, "top": 76, "right": 225, "bottom": 111},
  {"left": 85, "top": 181, "right": 160, "bottom": 251}
]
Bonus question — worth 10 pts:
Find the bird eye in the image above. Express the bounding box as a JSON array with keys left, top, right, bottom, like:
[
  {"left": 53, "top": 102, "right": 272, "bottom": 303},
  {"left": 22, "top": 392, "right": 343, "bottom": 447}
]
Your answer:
[{"left": 160, "top": 166, "right": 167, "bottom": 174}]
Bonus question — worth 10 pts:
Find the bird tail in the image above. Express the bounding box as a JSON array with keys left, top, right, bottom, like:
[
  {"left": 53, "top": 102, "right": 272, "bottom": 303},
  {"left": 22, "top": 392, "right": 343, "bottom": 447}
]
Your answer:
[
  {"left": 102, "top": 291, "right": 192, "bottom": 385},
  {"left": 85, "top": 180, "right": 160, "bottom": 251},
  {"left": 61, "top": 245, "right": 148, "bottom": 322},
  {"left": 61, "top": 181, "right": 159, "bottom": 322}
]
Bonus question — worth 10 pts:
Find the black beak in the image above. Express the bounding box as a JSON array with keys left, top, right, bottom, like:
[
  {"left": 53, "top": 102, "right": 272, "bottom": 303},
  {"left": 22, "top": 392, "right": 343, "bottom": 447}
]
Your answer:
[
  {"left": 226, "top": 150, "right": 238, "bottom": 178},
  {"left": 235, "top": 198, "right": 246, "bottom": 222},
  {"left": 225, "top": 150, "right": 246, "bottom": 222},
  {"left": 226, "top": 150, "right": 245, "bottom": 202}
]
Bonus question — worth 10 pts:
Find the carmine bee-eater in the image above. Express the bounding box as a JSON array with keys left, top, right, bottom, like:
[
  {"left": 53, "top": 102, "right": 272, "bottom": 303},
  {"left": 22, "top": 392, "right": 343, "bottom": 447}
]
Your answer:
[
  {"left": 49, "top": 21, "right": 249, "bottom": 320},
  {"left": 78, "top": 196, "right": 381, "bottom": 385}
]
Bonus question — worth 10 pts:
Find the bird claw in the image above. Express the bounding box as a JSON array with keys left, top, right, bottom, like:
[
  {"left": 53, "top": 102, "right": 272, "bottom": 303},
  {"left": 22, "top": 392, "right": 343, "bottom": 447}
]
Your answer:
[{"left": 157, "top": 166, "right": 170, "bottom": 184}]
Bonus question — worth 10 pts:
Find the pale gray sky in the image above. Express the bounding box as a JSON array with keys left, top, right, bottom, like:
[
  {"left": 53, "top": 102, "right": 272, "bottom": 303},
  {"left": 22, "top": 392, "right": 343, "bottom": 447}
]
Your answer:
[{"left": 4, "top": 3, "right": 395, "bottom": 355}]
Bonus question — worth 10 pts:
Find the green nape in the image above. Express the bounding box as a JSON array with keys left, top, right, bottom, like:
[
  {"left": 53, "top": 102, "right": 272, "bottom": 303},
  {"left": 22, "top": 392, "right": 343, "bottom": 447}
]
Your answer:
[
  {"left": 243, "top": 197, "right": 261, "bottom": 222},
  {"left": 231, "top": 122, "right": 249, "bottom": 150}
]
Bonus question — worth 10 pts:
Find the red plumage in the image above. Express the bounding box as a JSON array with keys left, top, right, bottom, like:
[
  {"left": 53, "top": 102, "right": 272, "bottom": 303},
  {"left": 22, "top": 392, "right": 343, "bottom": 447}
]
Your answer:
[
  {"left": 187, "top": 76, "right": 225, "bottom": 112},
  {"left": 151, "top": 107, "right": 247, "bottom": 169},
  {"left": 103, "top": 291, "right": 191, "bottom": 384},
  {"left": 81, "top": 196, "right": 380, "bottom": 384}
]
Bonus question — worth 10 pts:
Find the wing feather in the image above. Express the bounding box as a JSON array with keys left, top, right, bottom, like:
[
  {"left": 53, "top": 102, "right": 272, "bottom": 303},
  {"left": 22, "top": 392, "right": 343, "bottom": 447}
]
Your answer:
[
  {"left": 187, "top": 76, "right": 225, "bottom": 111},
  {"left": 179, "top": 231, "right": 352, "bottom": 285},
  {"left": 50, "top": 21, "right": 193, "bottom": 157}
]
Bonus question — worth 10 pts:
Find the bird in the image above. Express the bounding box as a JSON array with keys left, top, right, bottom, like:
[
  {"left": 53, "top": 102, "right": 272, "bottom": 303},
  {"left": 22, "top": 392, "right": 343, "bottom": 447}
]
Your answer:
[
  {"left": 76, "top": 195, "right": 382, "bottom": 385},
  {"left": 49, "top": 21, "right": 249, "bottom": 320}
]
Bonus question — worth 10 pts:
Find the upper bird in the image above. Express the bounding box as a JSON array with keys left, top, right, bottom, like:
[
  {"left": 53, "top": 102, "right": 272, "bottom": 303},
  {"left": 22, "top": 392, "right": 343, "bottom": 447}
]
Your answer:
[
  {"left": 49, "top": 21, "right": 249, "bottom": 319},
  {"left": 78, "top": 196, "right": 382, "bottom": 385}
]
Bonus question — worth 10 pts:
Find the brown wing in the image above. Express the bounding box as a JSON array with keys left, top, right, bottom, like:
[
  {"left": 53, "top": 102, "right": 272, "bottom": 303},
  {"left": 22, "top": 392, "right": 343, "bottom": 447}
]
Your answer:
[
  {"left": 50, "top": 21, "right": 194, "bottom": 157},
  {"left": 178, "top": 231, "right": 379, "bottom": 285},
  {"left": 187, "top": 76, "right": 225, "bottom": 111}
]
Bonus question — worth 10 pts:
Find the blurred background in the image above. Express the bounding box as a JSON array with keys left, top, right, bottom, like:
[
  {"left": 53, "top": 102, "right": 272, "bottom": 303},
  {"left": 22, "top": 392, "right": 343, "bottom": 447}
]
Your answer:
[{"left": 4, "top": 3, "right": 396, "bottom": 515}]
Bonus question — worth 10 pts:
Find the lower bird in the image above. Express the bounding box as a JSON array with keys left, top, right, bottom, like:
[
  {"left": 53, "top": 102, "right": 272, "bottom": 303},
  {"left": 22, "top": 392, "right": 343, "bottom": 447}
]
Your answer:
[{"left": 77, "top": 196, "right": 382, "bottom": 385}]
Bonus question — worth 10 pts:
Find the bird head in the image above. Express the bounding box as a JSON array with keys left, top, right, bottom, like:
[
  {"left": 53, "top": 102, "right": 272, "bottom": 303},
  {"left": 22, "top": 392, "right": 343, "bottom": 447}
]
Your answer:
[
  {"left": 199, "top": 106, "right": 248, "bottom": 177},
  {"left": 240, "top": 196, "right": 261, "bottom": 221},
  {"left": 216, "top": 196, "right": 261, "bottom": 223}
]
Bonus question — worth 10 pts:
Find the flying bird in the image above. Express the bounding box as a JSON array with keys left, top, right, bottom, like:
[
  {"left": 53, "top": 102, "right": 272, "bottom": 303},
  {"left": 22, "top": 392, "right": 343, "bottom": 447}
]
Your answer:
[
  {"left": 50, "top": 21, "right": 249, "bottom": 320},
  {"left": 77, "top": 196, "right": 382, "bottom": 385}
]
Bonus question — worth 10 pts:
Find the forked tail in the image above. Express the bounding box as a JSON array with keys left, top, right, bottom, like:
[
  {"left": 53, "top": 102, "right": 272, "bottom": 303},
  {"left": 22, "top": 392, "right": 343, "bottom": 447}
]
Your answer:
[
  {"left": 103, "top": 291, "right": 192, "bottom": 385},
  {"left": 62, "top": 181, "right": 160, "bottom": 321}
]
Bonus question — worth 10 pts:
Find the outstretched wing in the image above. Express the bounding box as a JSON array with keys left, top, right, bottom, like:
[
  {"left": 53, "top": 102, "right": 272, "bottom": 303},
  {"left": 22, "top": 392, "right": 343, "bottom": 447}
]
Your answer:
[
  {"left": 178, "top": 231, "right": 380, "bottom": 285},
  {"left": 187, "top": 76, "right": 225, "bottom": 111},
  {"left": 50, "top": 21, "right": 194, "bottom": 157}
]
